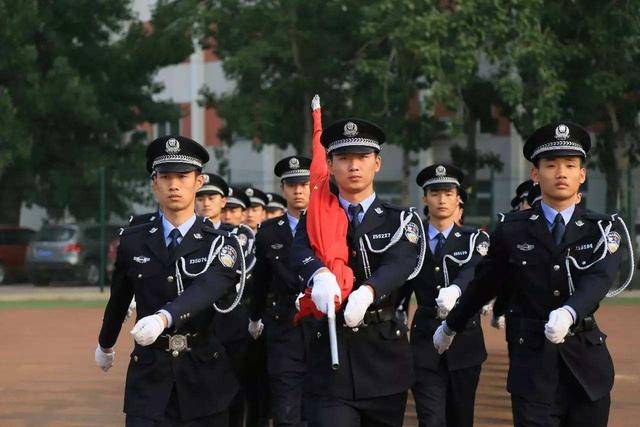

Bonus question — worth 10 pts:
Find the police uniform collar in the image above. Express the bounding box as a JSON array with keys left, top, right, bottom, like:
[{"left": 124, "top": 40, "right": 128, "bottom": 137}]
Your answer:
[
  {"left": 428, "top": 222, "right": 454, "bottom": 241},
  {"left": 338, "top": 192, "right": 377, "bottom": 217},
  {"left": 162, "top": 214, "right": 197, "bottom": 245},
  {"left": 540, "top": 201, "right": 575, "bottom": 228}
]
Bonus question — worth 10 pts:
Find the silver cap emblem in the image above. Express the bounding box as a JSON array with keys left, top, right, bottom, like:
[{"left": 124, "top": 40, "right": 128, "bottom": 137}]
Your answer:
[
  {"left": 435, "top": 165, "right": 447, "bottom": 177},
  {"left": 165, "top": 138, "right": 180, "bottom": 153},
  {"left": 343, "top": 121, "right": 358, "bottom": 137},
  {"left": 289, "top": 157, "right": 300, "bottom": 169},
  {"left": 555, "top": 124, "right": 570, "bottom": 140},
  {"left": 245, "top": 188, "right": 254, "bottom": 197}
]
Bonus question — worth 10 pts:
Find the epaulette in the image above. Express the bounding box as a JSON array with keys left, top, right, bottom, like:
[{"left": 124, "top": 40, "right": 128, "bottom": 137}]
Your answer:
[
  {"left": 118, "top": 222, "right": 153, "bottom": 237},
  {"left": 202, "top": 226, "right": 238, "bottom": 240},
  {"left": 498, "top": 209, "right": 532, "bottom": 223},
  {"left": 458, "top": 225, "right": 478, "bottom": 234},
  {"left": 381, "top": 202, "right": 407, "bottom": 212},
  {"left": 128, "top": 212, "right": 158, "bottom": 227},
  {"left": 258, "top": 216, "right": 281, "bottom": 230},
  {"left": 583, "top": 211, "right": 617, "bottom": 222}
]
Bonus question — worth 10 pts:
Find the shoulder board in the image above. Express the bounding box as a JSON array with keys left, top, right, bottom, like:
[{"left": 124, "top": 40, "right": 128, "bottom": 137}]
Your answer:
[
  {"left": 583, "top": 211, "right": 616, "bottom": 222},
  {"left": 119, "top": 222, "right": 151, "bottom": 237},
  {"left": 258, "top": 216, "right": 281, "bottom": 229},
  {"left": 202, "top": 226, "right": 232, "bottom": 237},
  {"left": 499, "top": 210, "right": 531, "bottom": 223},
  {"left": 458, "top": 225, "right": 478, "bottom": 234},
  {"left": 381, "top": 202, "right": 406, "bottom": 211},
  {"left": 128, "top": 212, "right": 158, "bottom": 226},
  {"left": 218, "top": 222, "right": 235, "bottom": 232}
]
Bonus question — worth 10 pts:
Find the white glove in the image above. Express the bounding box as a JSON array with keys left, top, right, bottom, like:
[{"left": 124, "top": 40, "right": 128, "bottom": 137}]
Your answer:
[
  {"left": 295, "top": 292, "right": 304, "bottom": 311},
  {"left": 248, "top": 319, "right": 264, "bottom": 340},
  {"left": 311, "top": 271, "right": 342, "bottom": 314},
  {"left": 130, "top": 314, "right": 165, "bottom": 346},
  {"left": 545, "top": 307, "right": 574, "bottom": 344},
  {"left": 491, "top": 315, "right": 506, "bottom": 330},
  {"left": 344, "top": 286, "right": 374, "bottom": 328},
  {"left": 125, "top": 298, "right": 137, "bottom": 321},
  {"left": 433, "top": 321, "right": 456, "bottom": 355},
  {"left": 95, "top": 345, "right": 115, "bottom": 372},
  {"left": 481, "top": 299, "right": 495, "bottom": 316},
  {"left": 435, "top": 285, "right": 461, "bottom": 312}
]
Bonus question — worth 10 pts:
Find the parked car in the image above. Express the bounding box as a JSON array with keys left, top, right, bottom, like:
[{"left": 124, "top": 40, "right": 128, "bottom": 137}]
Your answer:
[
  {"left": 26, "top": 224, "right": 122, "bottom": 286},
  {"left": 0, "top": 226, "right": 36, "bottom": 284}
]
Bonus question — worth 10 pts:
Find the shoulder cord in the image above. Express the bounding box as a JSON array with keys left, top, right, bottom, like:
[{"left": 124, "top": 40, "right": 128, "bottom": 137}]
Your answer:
[
  {"left": 359, "top": 209, "right": 427, "bottom": 281},
  {"left": 606, "top": 216, "right": 635, "bottom": 297},
  {"left": 172, "top": 234, "right": 247, "bottom": 313},
  {"left": 441, "top": 230, "right": 481, "bottom": 287}
]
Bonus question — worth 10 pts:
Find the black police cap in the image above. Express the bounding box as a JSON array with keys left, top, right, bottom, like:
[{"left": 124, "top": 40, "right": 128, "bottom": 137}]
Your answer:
[
  {"left": 274, "top": 156, "right": 311, "bottom": 183},
  {"left": 515, "top": 180, "right": 534, "bottom": 199},
  {"left": 266, "top": 193, "right": 287, "bottom": 211},
  {"left": 523, "top": 122, "right": 590, "bottom": 163},
  {"left": 242, "top": 186, "right": 269, "bottom": 207},
  {"left": 526, "top": 182, "right": 542, "bottom": 206},
  {"left": 225, "top": 187, "right": 251, "bottom": 210},
  {"left": 197, "top": 173, "right": 229, "bottom": 197},
  {"left": 416, "top": 164, "right": 465, "bottom": 190},
  {"left": 321, "top": 118, "right": 385, "bottom": 155},
  {"left": 146, "top": 135, "right": 209, "bottom": 174}
]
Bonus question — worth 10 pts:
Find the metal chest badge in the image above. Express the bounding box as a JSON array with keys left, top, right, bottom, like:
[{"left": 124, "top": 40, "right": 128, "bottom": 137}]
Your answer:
[
  {"left": 476, "top": 241, "right": 489, "bottom": 256},
  {"left": 218, "top": 245, "right": 237, "bottom": 268},
  {"left": 404, "top": 222, "right": 420, "bottom": 244},
  {"left": 606, "top": 231, "right": 621, "bottom": 254}
]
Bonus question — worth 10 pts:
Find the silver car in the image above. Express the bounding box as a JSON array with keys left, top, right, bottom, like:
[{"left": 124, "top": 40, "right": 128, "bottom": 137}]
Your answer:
[{"left": 26, "top": 224, "right": 121, "bottom": 286}]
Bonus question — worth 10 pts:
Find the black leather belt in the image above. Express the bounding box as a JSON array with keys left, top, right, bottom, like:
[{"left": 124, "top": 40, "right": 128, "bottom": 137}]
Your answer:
[
  {"left": 417, "top": 305, "right": 449, "bottom": 320},
  {"left": 506, "top": 314, "right": 596, "bottom": 334},
  {"left": 362, "top": 307, "right": 395, "bottom": 325},
  {"left": 149, "top": 333, "right": 206, "bottom": 357}
]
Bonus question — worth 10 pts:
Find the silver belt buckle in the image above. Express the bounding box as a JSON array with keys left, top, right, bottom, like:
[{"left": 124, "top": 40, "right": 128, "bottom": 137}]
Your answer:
[{"left": 167, "top": 334, "right": 190, "bottom": 357}]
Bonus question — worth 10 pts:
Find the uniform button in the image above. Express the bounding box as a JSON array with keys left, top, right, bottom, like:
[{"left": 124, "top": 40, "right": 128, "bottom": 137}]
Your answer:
[
  {"left": 133, "top": 355, "right": 139, "bottom": 362},
  {"left": 275, "top": 315, "right": 280, "bottom": 320},
  {"left": 213, "top": 352, "right": 219, "bottom": 360},
  {"left": 352, "top": 327, "right": 359, "bottom": 332},
  {"left": 317, "top": 332, "right": 322, "bottom": 339},
  {"left": 553, "top": 265, "right": 560, "bottom": 271},
  {"left": 435, "top": 267, "right": 440, "bottom": 272},
  {"left": 518, "top": 337, "right": 524, "bottom": 344},
  {"left": 522, "top": 261, "right": 527, "bottom": 266},
  {"left": 436, "top": 285, "right": 441, "bottom": 290},
  {"left": 272, "top": 301, "right": 277, "bottom": 306},
  {"left": 396, "top": 330, "right": 401, "bottom": 337},
  {"left": 275, "top": 256, "right": 279, "bottom": 260},
  {"left": 167, "top": 276, "right": 174, "bottom": 282},
  {"left": 582, "top": 261, "right": 586, "bottom": 265},
  {"left": 351, "top": 251, "right": 357, "bottom": 257},
  {"left": 599, "top": 337, "right": 603, "bottom": 343},
  {"left": 137, "top": 274, "right": 142, "bottom": 279},
  {"left": 553, "top": 290, "right": 560, "bottom": 297}
]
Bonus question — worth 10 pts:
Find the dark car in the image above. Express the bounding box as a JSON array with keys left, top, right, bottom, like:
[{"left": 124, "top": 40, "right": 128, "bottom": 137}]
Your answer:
[
  {"left": 26, "top": 224, "right": 122, "bottom": 286},
  {"left": 0, "top": 226, "right": 36, "bottom": 284}
]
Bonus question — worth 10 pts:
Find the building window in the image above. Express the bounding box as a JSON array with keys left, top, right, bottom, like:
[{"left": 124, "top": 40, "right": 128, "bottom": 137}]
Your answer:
[{"left": 157, "top": 120, "right": 180, "bottom": 137}]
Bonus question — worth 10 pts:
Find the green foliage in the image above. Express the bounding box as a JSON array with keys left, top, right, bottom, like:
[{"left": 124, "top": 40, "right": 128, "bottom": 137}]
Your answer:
[{"left": 0, "top": 0, "right": 198, "bottom": 222}]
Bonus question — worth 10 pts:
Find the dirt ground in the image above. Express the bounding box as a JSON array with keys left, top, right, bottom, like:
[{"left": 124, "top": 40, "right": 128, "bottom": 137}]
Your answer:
[{"left": 0, "top": 305, "right": 637, "bottom": 426}]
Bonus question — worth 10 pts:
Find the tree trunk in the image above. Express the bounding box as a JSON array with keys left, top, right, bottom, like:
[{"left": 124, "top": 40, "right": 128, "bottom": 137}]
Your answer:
[
  {"left": 463, "top": 105, "right": 478, "bottom": 215},
  {"left": 401, "top": 146, "right": 411, "bottom": 206}
]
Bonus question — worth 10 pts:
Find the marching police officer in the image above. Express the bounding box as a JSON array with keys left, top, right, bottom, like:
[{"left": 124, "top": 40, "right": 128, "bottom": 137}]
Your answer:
[
  {"left": 249, "top": 156, "right": 312, "bottom": 426},
  {"left": 266, "top": 192, "right": 288, "bottom": 219},
  {"left": 406, "top": 164, "right": 489, "bottom": 427},
  {"left": 195, "top": 173, "right": 229, "bottom": 229},
  {"left": 434, "top": 122, "right": 630, "bottom": 427},
  {"left": 244, "top": 186, "right": 269, "bottom": 233},
  {"left": 95, "top": 135, "right": 245, "bottom": 426},
  {"left": 291, "top": 118, "right": 424, "bottom": 427}
]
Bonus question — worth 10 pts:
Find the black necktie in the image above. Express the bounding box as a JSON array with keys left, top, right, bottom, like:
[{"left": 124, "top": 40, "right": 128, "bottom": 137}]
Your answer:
[
  {"left": 434, "top": 233, "right": 445, "bottom": 259},
  {"left": 348, "top": 204, "right": 363, "bottom": 229},
  {"left": 552, "top": 213, "right": 565, "bottom": 245},
  {"left": 167, "top": 228, "right": 182, "bottom": 255}
]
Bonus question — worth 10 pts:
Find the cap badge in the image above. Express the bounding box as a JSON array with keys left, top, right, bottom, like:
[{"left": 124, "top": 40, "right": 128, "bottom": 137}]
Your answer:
[
  {"left": 245, "top": 188, "right": 254, "bottom": 197},
  {"left": 165, "top": 138, "right": 180, "bottom": 153},
  {"left": 343, "top": 121, "right": 358, "bottom": 137},
  {"left": 202, "top": 174, "right": 210, "bottom": 184},
  {"left": 555, "top": 124, "right": 570, "bottom": 140},
  {"left": 228, "top": 188, "right": 233, "bottom": 196},
  {"left": 289, "top": 157, "right": 300, "bottom": 169},
  {"left": 267, "top": 194, "right": 273, "bottom": 202},
  {"left": 435, "top": 165, "right": 447, "bottom": 177}
]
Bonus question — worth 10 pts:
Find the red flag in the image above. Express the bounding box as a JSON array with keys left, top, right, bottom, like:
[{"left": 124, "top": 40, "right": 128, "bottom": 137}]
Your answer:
[{"left": 294, "top": 96, "right": 354, "bottom": 322}]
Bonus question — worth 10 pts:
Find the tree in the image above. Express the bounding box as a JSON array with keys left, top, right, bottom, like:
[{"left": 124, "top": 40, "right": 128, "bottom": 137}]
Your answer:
[
  {"left": 0, "top": 0, "right": 199, "bottom": 224},
  {"left": 202, "top": 0, "right": 371, "bottom": 155}
]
